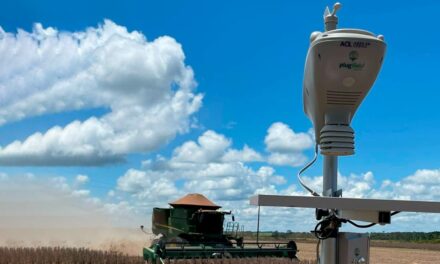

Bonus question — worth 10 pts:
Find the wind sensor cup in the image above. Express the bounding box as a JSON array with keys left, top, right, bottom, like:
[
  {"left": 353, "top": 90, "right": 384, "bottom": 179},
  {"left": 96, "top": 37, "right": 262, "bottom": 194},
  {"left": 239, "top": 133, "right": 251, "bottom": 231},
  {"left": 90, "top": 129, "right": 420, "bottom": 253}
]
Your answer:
[{"left": 303, "top": 2, "right": 386, "bottom": 156}]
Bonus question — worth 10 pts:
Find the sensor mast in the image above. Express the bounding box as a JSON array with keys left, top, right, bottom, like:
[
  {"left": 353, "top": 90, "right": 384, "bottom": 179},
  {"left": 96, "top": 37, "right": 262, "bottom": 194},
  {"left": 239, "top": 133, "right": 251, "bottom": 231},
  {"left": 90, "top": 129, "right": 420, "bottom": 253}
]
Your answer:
[{"left": 250, "top": 3, "right": 440, "bottom": 264}]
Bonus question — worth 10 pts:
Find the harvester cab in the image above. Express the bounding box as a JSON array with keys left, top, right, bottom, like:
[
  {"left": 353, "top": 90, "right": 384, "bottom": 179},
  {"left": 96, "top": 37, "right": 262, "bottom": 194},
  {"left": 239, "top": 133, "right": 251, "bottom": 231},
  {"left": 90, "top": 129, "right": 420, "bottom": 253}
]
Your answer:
[{"left": 143, "top": 193, "right": 297, "bottom": 263}]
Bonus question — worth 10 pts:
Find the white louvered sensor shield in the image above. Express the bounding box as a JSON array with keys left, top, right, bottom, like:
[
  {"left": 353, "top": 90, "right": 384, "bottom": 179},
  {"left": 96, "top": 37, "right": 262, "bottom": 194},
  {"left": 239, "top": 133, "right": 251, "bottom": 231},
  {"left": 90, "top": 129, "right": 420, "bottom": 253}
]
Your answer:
[{"left": 320, "top": 124, "right": 354, "bottom": 156}]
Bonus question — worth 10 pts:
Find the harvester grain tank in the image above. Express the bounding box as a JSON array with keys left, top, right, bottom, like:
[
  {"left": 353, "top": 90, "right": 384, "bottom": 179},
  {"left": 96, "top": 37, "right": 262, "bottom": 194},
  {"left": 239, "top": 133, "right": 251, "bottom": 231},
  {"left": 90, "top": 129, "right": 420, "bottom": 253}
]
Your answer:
[{"left": 143, "top": 193, "right": 298, "bottom": 263}]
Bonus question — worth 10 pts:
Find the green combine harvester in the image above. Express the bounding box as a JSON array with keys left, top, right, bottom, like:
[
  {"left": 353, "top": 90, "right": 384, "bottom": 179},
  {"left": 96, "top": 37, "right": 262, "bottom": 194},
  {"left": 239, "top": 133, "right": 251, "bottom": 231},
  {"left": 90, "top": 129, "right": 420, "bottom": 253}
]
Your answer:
[{"left": 142, "top": 193, "right": 297, "bottom": 263}]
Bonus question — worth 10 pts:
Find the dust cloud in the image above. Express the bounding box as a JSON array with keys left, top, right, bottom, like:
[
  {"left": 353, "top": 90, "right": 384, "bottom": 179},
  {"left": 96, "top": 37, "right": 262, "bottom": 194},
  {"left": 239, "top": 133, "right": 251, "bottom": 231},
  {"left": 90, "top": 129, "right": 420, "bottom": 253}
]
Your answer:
[{"left": 0, "top": 176, "right": 151, "bottom": 256}]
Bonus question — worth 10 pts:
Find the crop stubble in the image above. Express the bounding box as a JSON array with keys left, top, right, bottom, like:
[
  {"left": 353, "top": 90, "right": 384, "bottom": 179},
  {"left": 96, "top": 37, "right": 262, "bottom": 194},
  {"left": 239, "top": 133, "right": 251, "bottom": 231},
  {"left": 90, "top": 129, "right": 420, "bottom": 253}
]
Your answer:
[
  {"left": 1, "top": 244, "right": 440, "bottom": 264},
  {"left": 0, "top": 247, "right": 314, "bottom": 264}
]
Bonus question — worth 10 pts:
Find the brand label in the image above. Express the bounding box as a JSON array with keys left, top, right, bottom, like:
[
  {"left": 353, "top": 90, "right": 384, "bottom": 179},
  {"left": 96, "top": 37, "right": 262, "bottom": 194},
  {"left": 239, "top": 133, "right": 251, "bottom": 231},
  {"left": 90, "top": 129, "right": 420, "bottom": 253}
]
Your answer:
[
  {"left": 339, "top": 50, "right": 365, "bottom": 70},
  {"left": 339, "top": 62, "right": 365, "bottom": 70},
  {"left": 340, "top": 41, "right": 370, "bottom": 48},
  {"left": 349, "top": 50, "right": 359, "bottom": 61}
]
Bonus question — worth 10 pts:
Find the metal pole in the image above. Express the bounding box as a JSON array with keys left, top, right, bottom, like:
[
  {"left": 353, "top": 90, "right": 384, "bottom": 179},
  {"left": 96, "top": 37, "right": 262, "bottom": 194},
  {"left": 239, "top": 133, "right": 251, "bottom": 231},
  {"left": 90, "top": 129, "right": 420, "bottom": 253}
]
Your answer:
[
  {"left": 256, "top": 205, "right": 260, "bottom": 244},
  {"left": 321, "top": 155, "right": 338, "bottom": 264}
]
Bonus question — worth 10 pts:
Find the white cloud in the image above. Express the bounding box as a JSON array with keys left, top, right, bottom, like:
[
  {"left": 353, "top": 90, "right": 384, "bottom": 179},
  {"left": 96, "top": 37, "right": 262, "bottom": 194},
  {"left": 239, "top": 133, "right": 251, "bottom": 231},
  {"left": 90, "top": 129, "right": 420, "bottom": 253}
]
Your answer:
[
  {"left": 222, "top": 145, "right": 264, "bottom": 162},
  {"left": 265, "top": 122, "right": 313, "bottom": 153},
  {"left": 267, "top": 152, "right": 307, "bottom": 167},
  {"left": 264, "top": 122, "right": 314, "bottom": 167},
  {"left": 122, "top": 160, "right": 284, "bottom": 203},
  {"left": 113, "top": 126, "right": 311, "bottom": 213},
  {"left": 278, "top": 169, "right": 440, "bottom": 232},
  {"left": 3, "top": 165, "right": 440, "bottom": 233},
  {"left": 171, "top": 130, "right": 263, "bottom": 164},
  {"left": 0, "top": 20, "right": 202, "bottom": 166},
  {"left": 117, "top": 130, "right": 285, "bottom": 203},
  {"left": 296, "top": 168, "right": 440, "bottom": 203},
  {"left": 71, "top": 189, "right": 91, "bottom": 197},
  {"left": 173, "top": 130, "right": 231, "bottom": 163},
  {"left": 295, "top": 171, "right": 376, "bottom": 198},
  {"left": 0, "top": 172, "right": 8, "bottom": 180},
  {"left": 117, "top": 168, "right": 180, "bottom": 203},
  {"left": 75, "top": 174, "right": 89, "bottom": 185},
  {"left": 371, "top": 169, "right": 440, "bottom": 201}
]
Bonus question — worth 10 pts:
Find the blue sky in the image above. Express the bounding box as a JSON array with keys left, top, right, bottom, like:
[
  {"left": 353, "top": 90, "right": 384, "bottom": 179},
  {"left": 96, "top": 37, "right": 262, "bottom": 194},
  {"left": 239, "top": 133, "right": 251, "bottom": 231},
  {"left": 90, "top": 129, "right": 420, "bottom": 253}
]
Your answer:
[{"left": 0, "top": 0, "right": 439, "bottom": 232}]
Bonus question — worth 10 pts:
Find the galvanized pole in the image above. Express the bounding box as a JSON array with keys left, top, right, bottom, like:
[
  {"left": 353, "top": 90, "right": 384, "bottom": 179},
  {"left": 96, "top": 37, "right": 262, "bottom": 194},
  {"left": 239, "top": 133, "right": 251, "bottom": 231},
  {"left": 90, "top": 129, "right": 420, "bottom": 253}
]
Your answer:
[
  {"left": 256, "top": 205, "right": 260, "bottom": 244},
  {"left": 321, "top": 156, "right": 338, "bottom": 264}
]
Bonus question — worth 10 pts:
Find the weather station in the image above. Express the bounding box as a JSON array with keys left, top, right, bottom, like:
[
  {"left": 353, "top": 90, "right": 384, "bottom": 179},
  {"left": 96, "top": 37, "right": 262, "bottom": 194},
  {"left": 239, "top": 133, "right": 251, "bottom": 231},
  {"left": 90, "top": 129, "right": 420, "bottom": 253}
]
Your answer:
[{"left": 250, "top": 3, "right": 440, "bottom": 264}]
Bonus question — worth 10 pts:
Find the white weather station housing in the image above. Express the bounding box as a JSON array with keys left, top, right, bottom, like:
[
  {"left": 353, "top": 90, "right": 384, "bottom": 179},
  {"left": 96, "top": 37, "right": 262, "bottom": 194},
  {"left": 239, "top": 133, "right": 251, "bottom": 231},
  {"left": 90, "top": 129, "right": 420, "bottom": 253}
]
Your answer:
[{"left": 250, "top": 3, "right": 440, "bottom": 264}]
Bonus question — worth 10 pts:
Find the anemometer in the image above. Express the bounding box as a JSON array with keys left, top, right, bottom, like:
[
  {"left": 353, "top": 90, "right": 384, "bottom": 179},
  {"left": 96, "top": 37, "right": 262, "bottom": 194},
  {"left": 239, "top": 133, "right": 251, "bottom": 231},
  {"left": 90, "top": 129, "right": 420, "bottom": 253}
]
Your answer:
[{"left": 250, "top": 3, "right": 440, "bottom": 264}]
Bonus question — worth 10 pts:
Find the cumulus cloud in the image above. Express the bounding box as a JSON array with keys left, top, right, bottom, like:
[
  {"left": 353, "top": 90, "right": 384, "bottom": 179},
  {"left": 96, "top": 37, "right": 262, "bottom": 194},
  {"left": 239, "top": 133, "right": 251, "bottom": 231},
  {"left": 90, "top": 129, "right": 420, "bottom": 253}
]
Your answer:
[
  {"left": 264, "top": 122, "right": 314, "bottom": 167},
  {"left": 117, "top": 168, "right": 179, "bottom": 204},
  {"left": 172, "top": 130, "right": 231, "bottom": 163},
  {"left": 240, "top": 169, "right": 440, "bottom": 232},
  {"left": 267, "top": 152, "right": 307, "bottom": 167},
  {"left": 71, "top": 189, "right": 91, "bottom": 198},
  {"left": 279, "top": 169, "right": 440, "bottom": 231},
  {"left": 112, "top": 124, "right": 311, "bottom": 214},
  {"left": 0, "top": 20, "right": 202, "bottom": 166},
  {"left": 222, "top": 145, "right": 264, "bottom": 163},
  {"left": 171, "top": 130, "right": 264, "bottom": 165},
  {"left": 265, "top": 122, "right": 314, "bottom": 153},
  {"left": 295, "top": 171, "right": 376, "bottom": 198},
  {"left": 372, "top": 169, "right": 440, "bottom": 201},
  {"left": 117, "top": 130, "right": 285, "bottom": 203},
  {"left": 116, "top": 151, "right": 440, "bottom": 231},
  {"left": 294, "top": 168, "right": 440, "bottom": 202},
  {"left": 75, "top": 174, "right": 89, "bottom": 185}
]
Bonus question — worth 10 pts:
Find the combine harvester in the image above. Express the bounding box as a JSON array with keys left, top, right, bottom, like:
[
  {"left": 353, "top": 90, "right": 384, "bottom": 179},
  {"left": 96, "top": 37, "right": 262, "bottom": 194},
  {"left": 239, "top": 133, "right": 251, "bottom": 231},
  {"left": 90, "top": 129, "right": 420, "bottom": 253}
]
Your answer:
[{"left": 142, "top": 193, "right": 297, "bottom": 263}]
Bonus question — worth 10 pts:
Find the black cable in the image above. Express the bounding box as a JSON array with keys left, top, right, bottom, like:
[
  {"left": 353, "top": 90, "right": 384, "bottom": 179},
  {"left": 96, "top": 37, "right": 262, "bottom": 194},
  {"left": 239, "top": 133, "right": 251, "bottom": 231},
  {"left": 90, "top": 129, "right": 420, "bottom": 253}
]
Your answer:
[
  {"left": 314, "top": 221, "right": 328, "bottom": 239},
  {"left": 314, "top": 209, "right": 402, "bottom": 262},
  {"left": 346, "top": 211, "right": 401, "bottom": 228},
  {"left": 314, "top": 216, "right": 337, "bottom": 240},
  {"left": 347, "top": 220, "right": 376, "bottom": 228},
  {"left": 315, "top": 211, "right": 402, "bottom": 238}
]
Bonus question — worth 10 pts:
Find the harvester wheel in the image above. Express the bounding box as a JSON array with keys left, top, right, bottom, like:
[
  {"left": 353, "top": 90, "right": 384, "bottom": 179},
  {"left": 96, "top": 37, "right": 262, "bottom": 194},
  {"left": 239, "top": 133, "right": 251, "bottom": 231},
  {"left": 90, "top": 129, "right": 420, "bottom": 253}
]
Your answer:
[{"left": 287, "top": 240, "right": 298, "bottom": 259}]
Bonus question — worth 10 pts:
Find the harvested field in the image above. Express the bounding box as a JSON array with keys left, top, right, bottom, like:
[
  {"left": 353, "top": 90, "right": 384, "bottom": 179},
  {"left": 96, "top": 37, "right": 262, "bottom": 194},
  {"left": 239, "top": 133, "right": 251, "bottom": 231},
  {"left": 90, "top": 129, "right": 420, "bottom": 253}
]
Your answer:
[
  {"left": 295, "top": 242, "right": 440, "bottom": 264},
  {"left": 0, "top": 243, "right": 440, "bottom": 264},
  {"left": 371, "top": 240, "right": 440, "bottom": 251},
  {"left": 1, "top": 230, "right": 440, "bottom": 264},
  {"left": 0, "top": 247, "right": 314, "bottom": 264},
  {"left": 0, "top": 247, "right": 144, "bottom": 264},
  {"left": 139, "top": 258, "right": 312, "bottom": 264},
  {"left": 1, "top": 244, "right": 440, "bottom": 264}
]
